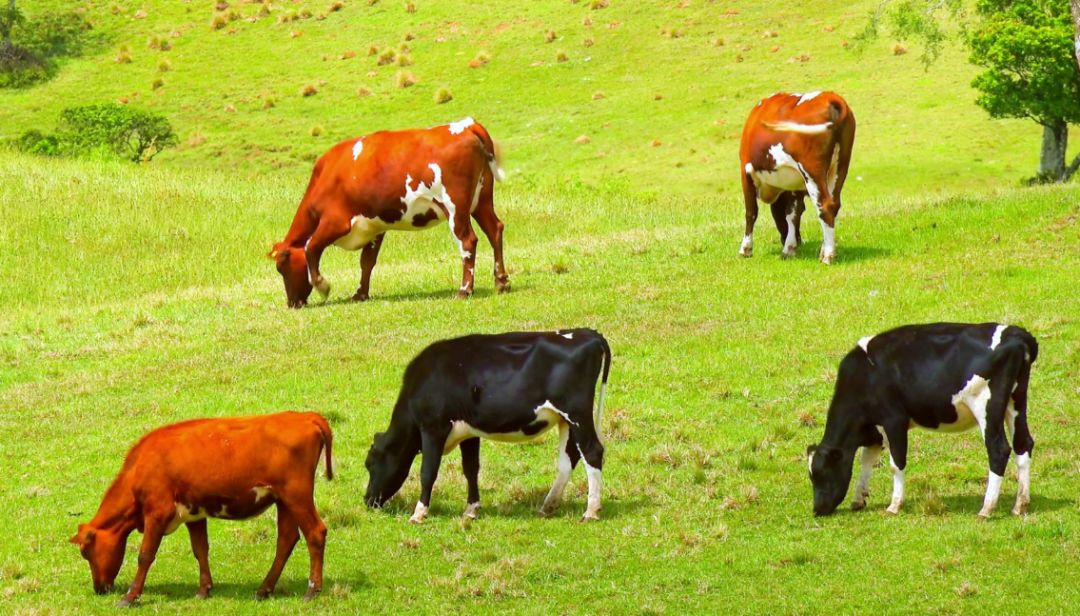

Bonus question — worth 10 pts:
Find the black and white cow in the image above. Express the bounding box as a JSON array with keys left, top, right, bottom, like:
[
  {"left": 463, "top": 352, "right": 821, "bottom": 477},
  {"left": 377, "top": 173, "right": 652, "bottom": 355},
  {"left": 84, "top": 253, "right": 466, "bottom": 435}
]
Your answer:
[
  {"left": 364, "top": 329, "right": 612, "bottom": 523},
  {"left": 808, "top": 322, "right": 1037, "bottom": 518}
]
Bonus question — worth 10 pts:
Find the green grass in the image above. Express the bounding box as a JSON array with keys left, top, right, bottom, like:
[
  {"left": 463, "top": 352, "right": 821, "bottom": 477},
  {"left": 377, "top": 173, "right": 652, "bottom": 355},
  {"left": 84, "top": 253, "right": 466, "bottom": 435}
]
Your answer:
[{"left": 2, "top": 0, "right": 1080, "bottom": 614}]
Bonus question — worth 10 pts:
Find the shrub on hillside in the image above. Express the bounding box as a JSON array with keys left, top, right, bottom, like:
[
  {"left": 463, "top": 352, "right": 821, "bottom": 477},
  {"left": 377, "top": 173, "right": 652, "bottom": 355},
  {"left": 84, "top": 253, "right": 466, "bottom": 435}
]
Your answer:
[
  {"left": 11, "top": 104, "right": 178, "bottom": 162},
  {"left": 0, "top": 6, "right": 94, "bottom": 88}
]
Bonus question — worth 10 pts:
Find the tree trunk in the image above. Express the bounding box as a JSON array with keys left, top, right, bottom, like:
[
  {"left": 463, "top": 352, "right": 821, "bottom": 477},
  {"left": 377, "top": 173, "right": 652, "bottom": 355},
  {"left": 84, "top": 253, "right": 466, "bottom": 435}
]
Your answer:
[{"left": 1039, "top": 121, "right": 1068, "bottom": 182}]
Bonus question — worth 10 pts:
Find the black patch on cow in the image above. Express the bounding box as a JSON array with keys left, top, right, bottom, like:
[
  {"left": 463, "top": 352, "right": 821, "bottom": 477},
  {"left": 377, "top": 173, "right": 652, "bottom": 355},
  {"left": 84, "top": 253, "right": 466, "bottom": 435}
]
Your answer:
[
  {"left": 412, "top": 209, "right": 440, "bottom": 227},
  {"left": 470, "top": 385, "right": 483, "bottom": 403},
  {"left": 378, "top": 207, "right": 405, "bottom": 225}
]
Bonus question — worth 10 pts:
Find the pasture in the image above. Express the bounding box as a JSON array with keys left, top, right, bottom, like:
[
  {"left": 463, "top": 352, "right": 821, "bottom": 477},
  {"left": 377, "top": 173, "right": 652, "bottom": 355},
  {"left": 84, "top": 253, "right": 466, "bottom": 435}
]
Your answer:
[{"left": 1, "top": 0, "right": 1079, "bottom": 614}]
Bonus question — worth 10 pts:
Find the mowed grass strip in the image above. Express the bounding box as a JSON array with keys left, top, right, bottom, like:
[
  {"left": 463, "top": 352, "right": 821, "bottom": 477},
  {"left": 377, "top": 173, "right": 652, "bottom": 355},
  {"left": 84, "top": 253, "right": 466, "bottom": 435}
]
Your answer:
[{"left": 1, "top": 150, "right": 1078, "bottom": 613}]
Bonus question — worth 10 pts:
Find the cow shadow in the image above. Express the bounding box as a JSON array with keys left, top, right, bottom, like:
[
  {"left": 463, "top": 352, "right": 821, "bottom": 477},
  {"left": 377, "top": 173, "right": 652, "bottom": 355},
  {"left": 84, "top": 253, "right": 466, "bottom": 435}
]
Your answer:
[
  {"left": 781, "top": 240, "right": 890, "bottom": 264},
  {"left": 307, "top": 284, "right": 527, "bottom": 307},
  {"left": 939, "top": 494, "right": 1073, "bottom": 516},
  {"left": 374, "top": 487, "right": 648, "bottom": 522},
  {"left": 148, "top": 571, "right": 372, "bottom": 602}
]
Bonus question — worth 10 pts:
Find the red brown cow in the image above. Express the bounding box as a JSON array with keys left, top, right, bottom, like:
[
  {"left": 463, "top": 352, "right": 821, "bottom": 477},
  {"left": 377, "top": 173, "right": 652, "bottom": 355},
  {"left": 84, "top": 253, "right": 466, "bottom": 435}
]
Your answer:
[
  {"left": 269, "top": 117, "right": 509, "bottom": 307},
  {"left": 738, "top": 91, "right": 856, "bottom": 264},
  {"left": 70, "top": 412, "right": 333, "bottom": 606}
]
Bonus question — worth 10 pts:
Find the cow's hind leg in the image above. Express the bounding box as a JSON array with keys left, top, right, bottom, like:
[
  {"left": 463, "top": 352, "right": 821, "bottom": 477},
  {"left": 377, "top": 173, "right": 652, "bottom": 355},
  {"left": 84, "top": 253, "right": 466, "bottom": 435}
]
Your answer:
[
  {"left": 739, "top": 169, "right": 759, "bottom": 257},
  {"left": 796, "top": 160, "right": 839, "bottom": 264},
  {"left": 771, "top": 192, "right": 800, "bottom": 258},
  {"left": 352, "top": 233, "right": 385, "bottom": 302},
  {"left": 1009, "top": 361, "right": 1034, "bottom": 515},
  {"left": 442, "top": 185, "right": 479, "bottom": 298},
  {"left": 280, "top": 492, "right": 327, "bottom": 601},
  {"left": 570, "top": 425, "right": 604, "bottom": 521},
  {"left": 460, "top": 437, "right": 481, "bottom": 519},
  {"left": 879, "top": 422, "right": 908, "bottom": 515},
  {"left": 471, "top": 175, "right": 510, "bottom": 293},
  {"left": 540, "top": 422, "right": 577, "bottom": 517},
  {"left": 256, "top": 505, "right": 299, "bottom": 600},
  {"left": 187, "top": 519, "right": 213, "bottom": 599}
]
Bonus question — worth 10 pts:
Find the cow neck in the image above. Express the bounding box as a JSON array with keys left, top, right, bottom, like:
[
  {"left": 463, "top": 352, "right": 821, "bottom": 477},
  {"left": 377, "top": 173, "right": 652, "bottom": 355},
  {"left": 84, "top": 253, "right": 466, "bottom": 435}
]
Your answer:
[
  {"left": 281, "top": 204, "right": 319, "bottom": 248},
  {"left": 90, "top": 471, "right": 140, "bottom": 535},
  {"left": 820, "top": 402, "right": 864, "bottom": 452}
]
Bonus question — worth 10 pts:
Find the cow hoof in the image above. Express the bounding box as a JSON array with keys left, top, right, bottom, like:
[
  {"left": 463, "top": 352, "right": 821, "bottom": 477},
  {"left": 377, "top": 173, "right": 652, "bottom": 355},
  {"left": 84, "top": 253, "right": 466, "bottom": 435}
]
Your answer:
[
  {"left": 408, "top": 515, "right": 425, "bottom": 525},
  {"left": 976, "top": 512, "right": 991, "bottom": 521},
  {"left": 302, "top": 589, "right": 320, "bottom": 602},
  {"left": 463, "top": 503, "right": 480, "bottom": 520},
  {"left": 819, "top": 251, "right": 835, "bottom": 265},
  {"left": 455, "top": 290, "right": 472, "bottom": 300},
  {"left": 781, "top": 249, "right": 796, "bottom": 259},
  {"left": 884, "top": 506, "right": 900, "bottom": 516},
  {"left": 738, "top": 249, "right": 752, "bottom": 258},
  {"left": 851, "top": 500, "right": 866, "bottom": 511},
  {"left": 581, "top": 512, "right": 600, "bottom": 523},
  {"left": 351, "top": 291, "right": 369, "bottom": 302},
  {"left": 1012, "top": 503, "right": 1028, "bottom": 516},
  {"left": 195, "top": 589, "right": 211, "bottom": 600},
  {"left": 116, "top": 597, "right": 136, "bottom": 608},
  {"left": 254, "top": 589, "right": 271, "bottom": 601},
  {"left": 538, "top": 505, "right": 556, "bottom": 518},
  {"left": 496, "top": 281, "right": 511, "bottom": 294}
]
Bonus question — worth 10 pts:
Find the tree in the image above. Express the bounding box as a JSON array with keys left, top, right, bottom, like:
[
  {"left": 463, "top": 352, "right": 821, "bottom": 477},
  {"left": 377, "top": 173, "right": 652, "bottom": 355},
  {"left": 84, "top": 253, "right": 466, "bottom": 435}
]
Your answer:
[{"left": 864, "top": 0, "right": 1080, "bottom": 182}]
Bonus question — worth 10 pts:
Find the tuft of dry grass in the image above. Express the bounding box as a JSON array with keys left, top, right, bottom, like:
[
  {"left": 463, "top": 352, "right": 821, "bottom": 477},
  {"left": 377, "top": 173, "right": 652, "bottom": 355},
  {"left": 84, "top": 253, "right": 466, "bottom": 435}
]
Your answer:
[
  {"left": 397, "top": 53, "right": 413, "bottom": 66},
  {"left": 405, "top": 1, "right": 416, "bottom": 12},
  {"left": 310, "top": 125, "right": 324, "bottom": 137},
  {"left": 157, "top": 59, "right": 171, "bottom": 72},
  {"left": 395, "top": 70, "right": 416, "bottom": 88},
  {"left": 377, "top": 48, "right": 397, "bottom": 65},
  {"left": 893, "top": 43, "right": 908, "bottom": 56},
  {"left": 590, "top": 0, "right": 608, "bottom": 8},
  {"left": 797, "top": 411, "right": 816, "bottom": 427},
  {"left": 763, "top": 30, "right": 778, "bottom": 38},
  {"left": 433, "top": 87, "right": 453, "bottom": 104},
  {"left": 556, "top": 50, "right": 569, "bottom": 62},
  {"left": 368, "top": 45, "right": 379, "bottom": 56},
  {"left": 583, "top": 37, "right": 594, "bottom": 47},
  {"left": 790, "top": 53, "right": 810, "bottom": 62},
  {"left": 582, "top": 16, "right": 592, "bottom": 26},
  {"left": 403, "top": 32, "right": 415, "bottom": 41},
  {"left": 544, "top": 30, "right": 557, "bottom": 43},
  {"left": 114, "top": 47, "right": 132, "bottom": 64},
  {"left": 956, "top": 582, "right": 977, "bottom": 598},
  {"left": 592, "top": 91, "right": 604, "bottom": 100},
  {"left": 215, "top": 0, "right": 230, "bottom": 10},
  {"left": 357, "top": 85, "right": 373, "bottom": 96},
  {"left": 573, "top": 135, "right": 590, "bottom": 145},
  {"left": 329, "top": 1, "right": 344, "bottom": 12},
  {"left": 468, "top": 50, "right": 490, "bottom": 68},
  {"left": 262, "top": 97, "right": 276, "bottom": 109},
  {"left": 224, "top": 103, "right": 236, "bottom": 112},
  {"left": 151, "top": 77, "right": 165, "bottom": 90},
  {"left": 211, "top": 13, "right": 228, "bottom": 29},
  {"left": 300, "top": 83, "right": 318, "bottom": 97},
  {"left": 341, "top": 50, "right": 357, "bottom": 59},
  {"left": 712, "top": 37, "right": 725, "bottom": 47}
]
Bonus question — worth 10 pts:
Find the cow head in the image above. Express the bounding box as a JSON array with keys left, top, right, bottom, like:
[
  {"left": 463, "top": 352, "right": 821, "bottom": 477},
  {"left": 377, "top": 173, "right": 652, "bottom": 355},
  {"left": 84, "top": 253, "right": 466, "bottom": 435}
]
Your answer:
[
  {"left": 70, "top": 524, "right": 126, "bottom": 594},
  {"left": 806, "top": 444, "right": 853, "bottom": 516},
  {"left": 364, "top": 431, "right": 415, "bottom": 508},
  {"left": 268, "top": 243, "right": 312, "bottom": 308}
]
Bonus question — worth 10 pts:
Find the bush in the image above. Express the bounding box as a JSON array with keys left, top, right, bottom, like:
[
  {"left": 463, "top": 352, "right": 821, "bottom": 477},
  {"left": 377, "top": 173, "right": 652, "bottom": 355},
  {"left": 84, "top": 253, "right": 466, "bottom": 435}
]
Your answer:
[
  {"left": 0, "top": 7, "right": 94, "bottom": 88},
  {"left": 48, "top": 104, "right": 179, "bottom": 162},
  {"left": 13, "top": 129, "right": 60, "bottom": 156}
]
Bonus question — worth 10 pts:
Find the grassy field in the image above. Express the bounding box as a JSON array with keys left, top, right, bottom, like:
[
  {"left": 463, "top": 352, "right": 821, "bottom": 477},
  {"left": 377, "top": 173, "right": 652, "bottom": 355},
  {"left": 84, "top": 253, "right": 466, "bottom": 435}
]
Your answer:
[{"left": 2, "top": 0, "right": 1080, "bottom": 614}]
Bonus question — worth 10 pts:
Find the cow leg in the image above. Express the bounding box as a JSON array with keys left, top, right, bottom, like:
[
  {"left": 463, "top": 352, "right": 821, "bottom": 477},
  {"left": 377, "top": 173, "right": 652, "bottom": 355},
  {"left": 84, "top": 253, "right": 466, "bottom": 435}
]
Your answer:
[
  {"left": 851, "top": 444, "right": 882, "bottom": 511},
  {"left": 975, "top": 369, "right": 1021, "bottom": 519},
  {"left": 571, "top": 426, "right": 604, "bottom": 521},
  {"left": 471, "top": 176, "right": 510, "bottom": 293},
  {"left": 352, "top": 233, "right": 385, "bottom": 302},
  {"left": 460, "top": 437, "right": 481, "bottom": 519},
  {"left": 1010, "top": 362, "right": 1034, "bottom": 515},
  {"left": 795, "top": 160, "right": 839, "bottom": 264},
  {"left": 255, "top": 505, "right": 299, "bottom": 600},
  {"left": 794, "top": 194, "right": 806, "bottom": 246},
  {"left": 771, "top": 192, "right": 800, "bottom": 258},
  {"left": 186, "top": 519, "right": 213, "bottom": 599},
  {"left": 879, "top": 423, "right": 908, "bottom": 515},
  {"left": 305, "top": 216, "right": 351, "bottom": 301},
  {"left": 117, "top": 513, "right": 170, "bottom": 607},
  {"left": 291, "top": 501, "right": 327, "bottom": 601},
  {"left": 540, "top": 422, "right": 576, "bottom": 517},
  {"left": 441, "top": 186, "right": 479, "bottom": 298},
  {"left": 411, "top": 431, "right": 447, "bottom": 523},
  {"left": 738, "top": 168, "right": 758, "bottom": 257}
]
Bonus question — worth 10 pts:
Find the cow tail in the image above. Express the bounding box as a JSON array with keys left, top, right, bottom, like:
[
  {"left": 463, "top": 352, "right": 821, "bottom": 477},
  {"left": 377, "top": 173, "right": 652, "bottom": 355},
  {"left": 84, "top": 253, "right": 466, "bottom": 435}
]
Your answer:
[
  {"left": 595, "top": 334, "right": 612, "bottom": 440},
  {"left": 1009, "top": 327, "right": 1039, "bottom": 365},
  {"left": 469, "top": 122, "right": 505, "bottom": 182},
  {"left": 312, "top": 414, "right": 334, "bottom": 480}
]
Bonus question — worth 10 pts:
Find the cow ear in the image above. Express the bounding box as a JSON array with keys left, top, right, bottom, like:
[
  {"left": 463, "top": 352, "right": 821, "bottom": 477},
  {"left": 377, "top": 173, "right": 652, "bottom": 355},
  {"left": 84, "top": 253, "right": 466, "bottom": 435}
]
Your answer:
[{"left": 70, "top": 528, "right": 95, "bottom": 545}]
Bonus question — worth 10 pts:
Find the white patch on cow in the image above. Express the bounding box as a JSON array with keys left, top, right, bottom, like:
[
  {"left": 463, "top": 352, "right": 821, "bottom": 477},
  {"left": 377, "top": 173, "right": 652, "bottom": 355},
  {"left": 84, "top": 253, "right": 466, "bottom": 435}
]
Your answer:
[
  {"left": 852, "top": 444, "right": 882, "bottom": 510},
  {"left": 167, "top": 504, "right": 208, "bottom": 534},
  {"left": 352, "top": 138, "right": 364, "bottom": 160},
  {"left": 744, "top": 162, "right": 754, "bottom": 175},
  {"left": 580, "top": 450, "right": 602, "bottom": 520},
  {"left": 489, "top": 158, "right": 505, "bottom": 182},
  {"left": 463, "top": 502, "right": 481, "bottom": 520},
  {"left": 886, "top": 455, "right": 904, "bottom": 514},
  {"left": 760, "top": 143, "right": 807, "bottom": 192},
  {"left": 537, "top": 400, "right": 577, "bottom": 426},
  {"left": 819, "top": 218, "right": 835, "bottom": 263},
  {"left": 807, "top": 451, "right": 815, "bottom": 476},
  {"left": 442, "top": 404, "right": 563, "bottom": 454},
  {"left": 559, "top": 331, "right": 573, "bottom": 339},
  {"left": 540, "top": 422, "right": 572, "bottom": 515},
  {"left": 797, "top": 90, "right": 821, "bottom": 105},
  {"left": 978, "top": 471, "right": 1004, "bottom": 518},
  {"left": 857, "top": 336, "right": 873, "bottom": 354},
  {"left": 826, "top": 143, "right": 840, "bottom": 193},
  {"left": 764, "top": 120, "right": 833, "bottom": 135},
  {"left": 990, "top": 324, "right": 1007, "bottom": 350},
  {"left": 252, "top": 486, "right": 273, "bottom": 502},
  {"left": 1013, "top": 452, "right": 1031, "bottom": 515},
  {"left": 333, "top": 166, "right": 453, "bottom": 250},
  {"left": 947, "top": 375, "right": 990, "bottom": 434},
  {"left": 782, "top": 207, "right": 798, "bottom": 256},
  {"left": 448, "top": 117, "right": 475, "bottom": 134},
  {"left": 470, "top": 175, "right": 484, "bottom": 213},
  {"left": 738, "top": 233, "right": 753, "bottom": 257},
  {"left": 409, "top": 501, "right": 428, "bottom": 524}
]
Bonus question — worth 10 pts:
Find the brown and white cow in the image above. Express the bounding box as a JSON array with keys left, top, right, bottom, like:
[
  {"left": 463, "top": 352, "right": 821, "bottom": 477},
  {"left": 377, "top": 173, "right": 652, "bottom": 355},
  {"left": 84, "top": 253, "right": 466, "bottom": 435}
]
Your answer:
[
  {"left": 269, "top": 117, "right": 509, "bottom": 307},
  {"left": 738, "top": 91, "right": 855, "bottom": 264},
  {"left": 70, "top": 412, "right": 333, "bottom": 606}
]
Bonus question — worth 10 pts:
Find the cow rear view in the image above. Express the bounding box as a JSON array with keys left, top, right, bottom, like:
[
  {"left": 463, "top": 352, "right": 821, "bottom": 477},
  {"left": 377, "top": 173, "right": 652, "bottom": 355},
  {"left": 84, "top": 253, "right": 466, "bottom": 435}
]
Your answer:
[{"left": 71, "top": 412, "right": 334, "bottom": 606}]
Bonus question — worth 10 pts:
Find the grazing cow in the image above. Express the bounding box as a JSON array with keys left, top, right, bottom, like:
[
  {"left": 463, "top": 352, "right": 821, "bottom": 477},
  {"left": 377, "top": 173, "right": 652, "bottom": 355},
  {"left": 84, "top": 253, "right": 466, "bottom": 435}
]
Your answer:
[
  {"left": 70, "top": 412, "right": 333, "bottom": 606},
  {"left": 808, "top": 323, "right": 1037, "bottom": 518},
  {"left": 739, "top": 91, "right": 856, "bottom": 264},
  {"left": 269, "top": 117, "right": 509, "bottom": 308},
  {"left": 364, "top": 329, "right": 611, "bottom": 523}
]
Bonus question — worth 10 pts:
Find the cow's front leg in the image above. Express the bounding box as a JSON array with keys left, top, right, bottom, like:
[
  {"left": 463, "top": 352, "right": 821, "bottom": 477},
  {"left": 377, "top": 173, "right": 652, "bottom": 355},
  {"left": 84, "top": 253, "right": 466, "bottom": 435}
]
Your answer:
[
  {"left": 353, "top": 233, "right": 385, "bottom": 302},
  {"left": 851, "top": 444, "right": 882, "bottom": 511},
  {"left": 186, "top": 520, "right": 213, "bottom": 599},
  {"left": 411, "top": 431, "right": 447, "bottom": 524},
  {"left": 304, "top": 218, "right": 351, "bottom": 301},
  {"left": 540, "top": 422, "right": 575, "bottom": 516},
  {"left": 460, "top": 437, "right": 481, "bottom": 519},
  {"left": 118, "top": 512, "right": 170, "bottom": 607},
  {"left": 256, "top": 505, "right": 299, "bottom": 600}
]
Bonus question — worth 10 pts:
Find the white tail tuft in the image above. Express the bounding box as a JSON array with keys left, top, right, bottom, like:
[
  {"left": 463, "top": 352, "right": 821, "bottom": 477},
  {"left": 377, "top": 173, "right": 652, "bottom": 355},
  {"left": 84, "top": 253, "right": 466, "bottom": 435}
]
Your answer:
[
  {"left": 595, "top": 383, "right": 607, "bottom": 444},
  {"left": 490, "top": 159, "right": 505, "bottom": 182},
  {"left": 764, "top": 120, "right": 832, "bottom": 135}
]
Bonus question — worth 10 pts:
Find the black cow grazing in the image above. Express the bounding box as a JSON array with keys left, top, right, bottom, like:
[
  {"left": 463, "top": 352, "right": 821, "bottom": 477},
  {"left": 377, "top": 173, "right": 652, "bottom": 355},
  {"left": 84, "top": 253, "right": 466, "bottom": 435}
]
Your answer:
[
  {"left": 364, "top": 329, "right": 612, "bottom": 523},
  {"left": 808, "top": 323, "right": 1037, "bottom": 518}
]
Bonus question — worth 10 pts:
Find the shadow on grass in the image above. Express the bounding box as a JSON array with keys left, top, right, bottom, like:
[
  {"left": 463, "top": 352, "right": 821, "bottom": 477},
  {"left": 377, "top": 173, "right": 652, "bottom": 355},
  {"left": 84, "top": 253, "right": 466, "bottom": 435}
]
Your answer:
[
  {"left": 305, "top": 283, "right": 526, "bottom": 308},
  {"left": 940, "top": 494, "right": 1073, "bottom": 516},
  {"left": 371, "top": 486, "right": 649, "bottom": 522},
  {"left": 765, "top": 240, "right": 891, "bottom": 264},
  {"left": 148, "top": 570, "right": 372, "bottom": 602}
]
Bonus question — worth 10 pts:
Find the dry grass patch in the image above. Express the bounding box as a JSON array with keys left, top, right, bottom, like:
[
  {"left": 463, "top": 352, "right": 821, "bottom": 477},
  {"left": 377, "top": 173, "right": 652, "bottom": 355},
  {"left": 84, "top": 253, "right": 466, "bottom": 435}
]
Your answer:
[
  {"left": 893, "top": 43, "right": 908, "bottom": 55},
  {"left": 377, "top": 48, "right": 397, "bottom": 65},
  {"left": 151, "top": 77, "right": 165, "bottom": 90},
  {"left": 468, "top": 50, "right": 490, "bottom": 68},
  {"left": 395, "top": 71, "right": 416, "bottom": 88},
  {"left": 310, "top": 125, "right": 324, "bottom": 137},
  {"left": 211, "top": 13, "right": 228, "bottom": 29},
  {"left": 357, "top": 85, "right": 373, "bottom": 97},
  {"left": 300, "top": 83, "right": 319, "bottom": 97},
  {"left": 433, "top": 87, "right": 453, "bottom": 104},
  {"left": 544, "top": 30, "right": 557, "bottom": 43},
  {"left": 556, "top": 50, "right": 569, "bottom": 62},
  {"left": 397, "top": 53, "right": 413, "bottom": 66}
]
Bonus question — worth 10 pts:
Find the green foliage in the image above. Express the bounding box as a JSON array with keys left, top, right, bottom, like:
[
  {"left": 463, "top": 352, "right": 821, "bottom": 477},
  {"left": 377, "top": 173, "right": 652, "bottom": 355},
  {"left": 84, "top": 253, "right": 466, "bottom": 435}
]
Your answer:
[
  {"left": 56, "top": 104, "right": 178, "bottom": 162},
  {"left": 855, "top": 0, "right": 966, "bottom": 67},
  {"left": 11, "top": 128, "right": 59, "bottom": 156},
  {"left": 0, "top": 6, "right": 93, "bottom": 89},
  {"left": 968, "top": 0, "right": 1080, "bottom": 126}
]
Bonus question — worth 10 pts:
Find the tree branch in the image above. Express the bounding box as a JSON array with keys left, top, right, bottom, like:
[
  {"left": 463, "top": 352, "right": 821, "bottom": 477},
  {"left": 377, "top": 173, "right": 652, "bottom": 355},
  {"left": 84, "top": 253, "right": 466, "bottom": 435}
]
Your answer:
[{"left": 1067, "top": 151, "right": 1080, "bottom": 179}]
